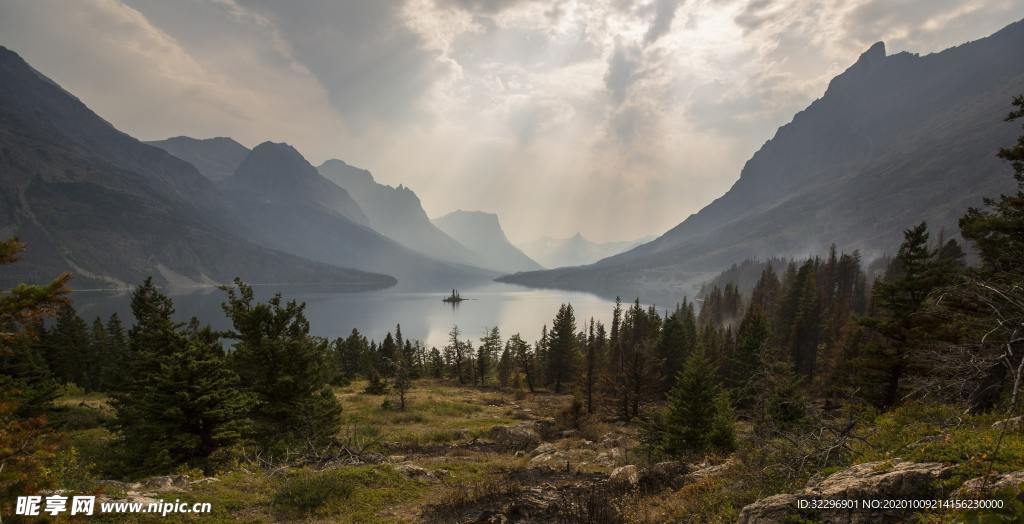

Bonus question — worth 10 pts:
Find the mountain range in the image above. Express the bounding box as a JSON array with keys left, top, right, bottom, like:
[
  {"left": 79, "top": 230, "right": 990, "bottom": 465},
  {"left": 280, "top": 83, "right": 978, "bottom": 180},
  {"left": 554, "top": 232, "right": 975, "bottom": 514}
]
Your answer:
[
  {"left": 520, "top": 233, "right": 654, "bottom": 269},
  {"left": 217, "top": 141, "right": 495, "bottom": 287},
  {"left": 316, "top": 159, "right": 488, "bottom": 269},
  {"left": 0, "top": 45, "right": 394, "bottom": 291},
  {"left": 500, "top": 20, "right": 1024, "bottom": 303},
  {"left": 145, "top": 136, "right": 249, "bottom": 182},
  {"left": 432, "top": 211, "right": 543, "bottom": 274}
]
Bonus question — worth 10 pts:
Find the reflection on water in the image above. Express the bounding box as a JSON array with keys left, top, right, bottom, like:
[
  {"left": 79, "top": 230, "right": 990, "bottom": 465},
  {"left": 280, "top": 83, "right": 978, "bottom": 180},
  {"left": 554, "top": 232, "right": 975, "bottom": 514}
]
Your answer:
[{"left": 71, "top": 282, "right": 663, "bottom": 349}]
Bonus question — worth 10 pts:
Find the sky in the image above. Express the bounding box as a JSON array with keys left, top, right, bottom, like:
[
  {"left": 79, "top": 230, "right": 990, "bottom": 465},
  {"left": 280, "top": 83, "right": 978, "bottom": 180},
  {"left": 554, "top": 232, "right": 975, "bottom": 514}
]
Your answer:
[{"left": 1, "top": 0, "right": 1022, "bottom": 243}]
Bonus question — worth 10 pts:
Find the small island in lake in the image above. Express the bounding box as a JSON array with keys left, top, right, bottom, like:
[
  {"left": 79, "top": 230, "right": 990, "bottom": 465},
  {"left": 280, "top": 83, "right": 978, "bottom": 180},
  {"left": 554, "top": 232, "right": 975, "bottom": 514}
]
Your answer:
[{"left": 442, "top": 289, "right": 465, "bottom": 303}]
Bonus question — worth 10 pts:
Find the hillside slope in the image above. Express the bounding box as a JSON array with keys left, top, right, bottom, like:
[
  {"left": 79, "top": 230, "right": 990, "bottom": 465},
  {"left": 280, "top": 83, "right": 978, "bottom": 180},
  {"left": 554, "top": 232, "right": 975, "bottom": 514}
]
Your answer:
[
  {"left": 0, "top": 46, "right": 394, "bottom": 290},
  {"left": 317, "top": 159, "right": 489, "bottom": 269},
  {"left": 222, "top": 144, "right": 495, "bottom": 288},
  {"left": 501, "top": 20, "right": 1024, "bottom": 302},
  {"left": 433, "top": 211, "right": 543, "bottom": 274},
  {"left": 145, "top": 136, "right": 250, "bottom": 182}
]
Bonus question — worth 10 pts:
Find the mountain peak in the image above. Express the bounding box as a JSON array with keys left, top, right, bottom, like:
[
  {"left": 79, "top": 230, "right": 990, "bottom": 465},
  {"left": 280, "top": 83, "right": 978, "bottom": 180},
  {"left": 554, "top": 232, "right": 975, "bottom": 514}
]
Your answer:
[{"left": 857, "top": 41, "right": 886, "bottom": 65}]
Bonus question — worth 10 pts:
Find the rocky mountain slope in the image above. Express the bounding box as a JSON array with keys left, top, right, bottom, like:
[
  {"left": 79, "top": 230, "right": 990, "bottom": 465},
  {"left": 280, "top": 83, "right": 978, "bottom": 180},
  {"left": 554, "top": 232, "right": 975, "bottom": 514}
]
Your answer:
[
  {"left": 317, "top": 159, "right": 488, "bottom": 269},
  {"left": 221, "top": 144, "right": 494, "bottom": 287},
  {"left": 0, "top": 46, "right": 394, "bottom": 290},
  {"left": 145, "top": 136, "right": 250, "bottom": 182},
  {"left": 501, "top": 20, "right": 1024, "bottom": 303},
  {"left": 433, "top": 210, "right": 543, "bottom": 274}
]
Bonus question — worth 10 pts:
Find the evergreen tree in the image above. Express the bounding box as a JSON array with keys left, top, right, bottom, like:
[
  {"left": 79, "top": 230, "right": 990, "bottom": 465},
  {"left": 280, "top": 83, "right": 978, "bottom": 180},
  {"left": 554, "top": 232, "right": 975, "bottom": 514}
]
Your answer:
[
  {"left": 392, "top": 345, "right": 412, "bottom": 410},
  {"left": 731, "top": 305, "right": 771, "bottom": 405},
  {"left": 478, "top": 327, "right": 501, "bottom": 386},
  {"left": 507, "top": 334, "right": 535, "bottom": 392},
  {"left": 379, "top": 332, "right": 397, "bottom": 376},
  {"left": 709, "top": 390, "right": 737, "bottom": 452},
  {"left": 547, "top": 304, "right": 578, "bottom": 393},
  {"left": 44, "top": 305, "right": 90, "bottom": 389},
  {"left": 658, "top": 344, "right": 719, "bottom": 455},
  {"left": 581, "top": 319, "right": 606, "bottom": 414},
  {"left": 428, "top": 347, "right": 444, "bottom": 378},
  {"left": 112, "top": 284, "right": 253, "bottom": 474},
  {"left": 861, "top": 223, "right": 961, "bottom": 407},
  {"left": 496, "top": 346, "right": 513, "bottom": 389},
  {"left": 444, "top": 326, "right": 467, "bottom": 384},
  {"left": 220, "top": 279, "right": 341, "bottom": 450},
  {"left": 0, "top": 238, "right": 69, "bottom": 505}
]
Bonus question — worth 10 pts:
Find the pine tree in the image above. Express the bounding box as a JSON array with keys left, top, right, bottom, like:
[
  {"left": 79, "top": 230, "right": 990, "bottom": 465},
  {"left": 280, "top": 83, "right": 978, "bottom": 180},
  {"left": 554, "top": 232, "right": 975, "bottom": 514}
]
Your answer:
[
  {"left": 112, "top": 283, "right": 253, "bottom": 474},
  {"left": 44, "top": 305, "right": 90, "bottom": 389},
  {"left": 478, "top": 327, "right": 501, "bottom": 386},
  {"left": 861, "top": 223, "right": 960, "bottom": 407},
  {"left": 547, "top": 304, "right": 578, "bottom": 393},
  {"left": 428, "top": 347, "right": 444, "bottom": 378},
  {"left": 581, "top": 319, "right": 606, "bottom": 414},
  {"left": 0, "top": 239, "right": 67, "bottom": 505},
  {"left": 709, "top": 390, "right": 737, "bottom": 452},
  {"left": 507, "top": 334, "right": 535, "bottom": 392},
  {"left": 392, "top": 345, "right": 412, "bottom": 410},
  {"left": 497, "top": 346, "right": 513, "bottom": 389},
  {"left": 731, "top": 305, "right": 771, "bottom": 405},
  {"left": 444, "top": 326, "right": 467, "bottom": 384},
  {"left": 221, "top": 279, "right": 341, "bottom": 450},
  {"left": 659, "top": 344, "right": 719, "bottom": 455}
]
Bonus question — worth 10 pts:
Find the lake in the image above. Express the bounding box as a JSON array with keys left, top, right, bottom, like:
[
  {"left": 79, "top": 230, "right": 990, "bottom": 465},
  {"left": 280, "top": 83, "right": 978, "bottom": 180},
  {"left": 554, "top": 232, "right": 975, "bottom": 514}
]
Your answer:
[{"left": 70, "top": 281, "right": 657, "bottom": 349}]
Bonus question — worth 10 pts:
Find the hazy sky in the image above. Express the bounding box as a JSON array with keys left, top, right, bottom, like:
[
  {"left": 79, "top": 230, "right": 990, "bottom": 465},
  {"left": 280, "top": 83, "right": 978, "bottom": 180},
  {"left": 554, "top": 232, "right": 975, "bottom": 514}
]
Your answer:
[{"left": 1, "top": 0, "right": 1021, "bottom": 243}]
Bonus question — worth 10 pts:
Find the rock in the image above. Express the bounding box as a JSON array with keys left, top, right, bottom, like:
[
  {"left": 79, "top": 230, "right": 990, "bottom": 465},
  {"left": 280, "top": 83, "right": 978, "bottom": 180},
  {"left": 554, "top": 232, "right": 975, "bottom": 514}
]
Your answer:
[
  {"left": 610, "top": 465, "right": 639, "bottom": 486},
  {"left": 737, "top": 493, "right": 802, "bottom": 524},
  {"left": 530, "top": 443, "right": 556, "bottom": 457},
  {"left": 490, "top": 423, "right": 542, "bottom": 449},
  {"left": 395, "top": 464, "right": 431, "bottom": 478},
  {"left": 140, "top": 475, "right": 191, "bottom": 492},
  {"left": 992, "top": 416, "right": 1024, "bottom": 432},
  {"left": 598, "top": 432, "right": 629, "bottom": 449},
  {"left": 639, "top": 461, "right": 688, "bottom": 491},
  {"left": 685, "top": 459, "right": 734, "bottom": 483},
  {"left": 738, "top": 460, "right": 953, "bottom": 524},
  {"left": 559, "top": 429, "right": 579, "bottom": 439},
  {"left": 952, "top": 471, "right": 1024, "bottom": 498},
  {"left": 806, "top": 460, "right": 952, "bottom": 500}
]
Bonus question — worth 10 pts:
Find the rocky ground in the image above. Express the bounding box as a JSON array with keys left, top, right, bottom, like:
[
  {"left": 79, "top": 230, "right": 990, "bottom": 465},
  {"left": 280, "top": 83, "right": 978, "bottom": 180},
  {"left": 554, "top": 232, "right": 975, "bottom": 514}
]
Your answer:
[{"left": 61, "top": 382, "right": 1024, "bottom": 522}]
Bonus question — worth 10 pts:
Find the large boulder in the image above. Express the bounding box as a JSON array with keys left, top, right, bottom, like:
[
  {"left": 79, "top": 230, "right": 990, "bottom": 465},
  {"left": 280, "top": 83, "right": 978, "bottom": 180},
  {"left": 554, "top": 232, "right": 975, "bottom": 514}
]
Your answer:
[
  {"left": 609, "top": 465, "right": 639, "bottom": 486},
  {"left": 738, "top": 460, "right": 953, "bottom": 523},
  {"left": 952, "top": 471, "right": 1024, "bottom": 499},
  {"left": 490, "top": 423, "right": 542, "bottom": 449}
]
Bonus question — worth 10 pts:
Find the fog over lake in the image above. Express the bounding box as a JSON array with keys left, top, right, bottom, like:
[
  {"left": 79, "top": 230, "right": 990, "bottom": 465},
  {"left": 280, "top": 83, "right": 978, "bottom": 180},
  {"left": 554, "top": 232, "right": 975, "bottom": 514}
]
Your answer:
[{"left": 71, "top": 282, "right": 666, "bottom": 349}]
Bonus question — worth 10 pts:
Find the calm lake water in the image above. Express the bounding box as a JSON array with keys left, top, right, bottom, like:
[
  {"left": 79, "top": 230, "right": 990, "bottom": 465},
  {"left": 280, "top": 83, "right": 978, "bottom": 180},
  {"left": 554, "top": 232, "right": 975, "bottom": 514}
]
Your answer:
[{"left": 71, "top": 282, "right": 653, "bottom": 349}]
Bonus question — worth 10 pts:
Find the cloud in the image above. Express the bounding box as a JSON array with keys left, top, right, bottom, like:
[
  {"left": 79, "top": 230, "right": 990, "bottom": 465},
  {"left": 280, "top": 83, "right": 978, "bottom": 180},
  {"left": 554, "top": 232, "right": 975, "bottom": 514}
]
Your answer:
[
  {"left": 644, "top": 0, "right": 682, "bottom": 45},
  {"left": 2, "top": 0, "right": 1022, "bottom": 242},
  {"left": 605, "top": 41, "right": 644, "bottom": 105}
]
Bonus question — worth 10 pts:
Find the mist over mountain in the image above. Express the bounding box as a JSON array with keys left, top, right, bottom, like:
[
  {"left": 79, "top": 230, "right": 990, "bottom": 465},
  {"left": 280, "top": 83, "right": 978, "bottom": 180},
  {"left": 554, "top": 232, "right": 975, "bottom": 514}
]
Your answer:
[
  {"left": 224, "top": 142, "right": 368, "bottom": 226},
  {"left": 520, "top": 233, "right": 655, "bottom": 269},
  {"left": 317, "top": 159, "right": 489, "bottom": 269},
  {"left": 500, "top": 20, "right": 1024, "bottom": 303},
  {"left": 221, "top": 144, "right": 495, "bottom": 287},
  {"left": 432, "top": 211, "right": 542, "bottom": 274},
  {"left": 0, "top": 46, "right": 394, "bottom": 291},
  {"left": 146, "top": 136, "right": 250, "bottom": 182}
]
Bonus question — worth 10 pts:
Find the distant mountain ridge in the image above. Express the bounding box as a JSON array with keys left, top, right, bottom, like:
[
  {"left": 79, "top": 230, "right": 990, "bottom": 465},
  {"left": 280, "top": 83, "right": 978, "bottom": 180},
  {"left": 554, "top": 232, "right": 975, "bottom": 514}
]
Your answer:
[
  {"left": 221, "top": 143, "right": 495, "bottom": 287},
  {"left": 501, "top": 20, "right": 1024, "bottom": 303},
  {"left": 317, "top": 159, "right": 488, "bottom": 269},
  {"left": 145, "top": 136, "right": 250, "bottom": 182},
  {"left": 225, "top": 143, "right": 368, "bottom": 226},
  {"left": 433, "top": 211, "right": 543, "bottom": 274},
  {"left": 520, "top": 233, "right": 654, "bottom": 269},
  {"left": 0, "top": 46, "right": 394, "bottom": 290}
]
